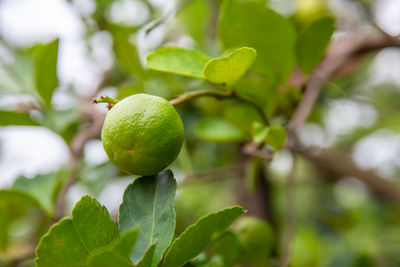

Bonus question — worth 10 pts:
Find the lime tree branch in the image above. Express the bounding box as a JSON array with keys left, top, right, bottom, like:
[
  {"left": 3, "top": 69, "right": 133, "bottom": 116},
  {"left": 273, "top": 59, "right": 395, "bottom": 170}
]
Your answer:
[
  {"left": 170, "top": 89, "right": 270, "bottom": 125},
  {"left": 287, "top": 33, "right": 400, "bottom": 136}
]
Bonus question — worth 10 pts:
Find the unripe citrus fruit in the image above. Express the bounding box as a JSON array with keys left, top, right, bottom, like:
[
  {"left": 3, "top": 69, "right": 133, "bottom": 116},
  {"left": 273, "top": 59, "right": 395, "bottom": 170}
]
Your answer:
[
  {"left": 233, "top": 216, "right": 274, "bottom": 264},
  {"left": 295, "top": 0, "right": 328, "bottom": 26},
  {"left": 101, "top": 94, "right": 184, "bottom": 176}
]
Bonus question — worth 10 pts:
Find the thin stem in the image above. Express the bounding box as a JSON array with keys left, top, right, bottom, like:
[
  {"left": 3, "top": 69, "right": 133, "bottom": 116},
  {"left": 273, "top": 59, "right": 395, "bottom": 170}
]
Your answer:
[
  {"left": 93, "top": 95, "right": 119, "bottom": 105},
  {"left": 170, "top": 89, "right": 232, "bottom": 104},
  {"left": 242, "top": 142, "right": 274, "bottom": 161},
  {"left": 287, "top": 34, "right": 400, "bottom": 136},
  {"left": 170, "top": 89, "right": 270, "bottom": 125}
]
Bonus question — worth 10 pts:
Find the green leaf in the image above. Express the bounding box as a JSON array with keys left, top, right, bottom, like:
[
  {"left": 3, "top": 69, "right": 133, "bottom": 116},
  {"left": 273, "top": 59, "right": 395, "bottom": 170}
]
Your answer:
[
  {"left": 135, "top": 243, "right": 156, "bottom": 267},
  {"left": 203, "top": 47, "right": 257, "bottom": 87},
  {"left": 0, "top": 190, "right": 41, "bottom": 218},
  {"left": 296, "top": 17, "right": 335, "bottom": 73},
  {"left": 195, "top": 118, "right": 246, "bottom": 143},
  {"left": 234, "top": 75, "right": 277, "bottom": 119},
  {"left": 0, "top": 190, "right": 42, "bottom": 250},
  {"left": 88, "top": 228, "right": 139, "bottom": 267},
  {"left": 163, "top": 206, "right": 245, "bottom": 267},
  {"left": 177, "top": 0, "right": 210, "bottom": 43},
  {"left": 40, "top": 107, "right": 80, "bottom": 143},
  {"left": 36, "top": 218, "right": 87, "bottom": 267},
  {"left": 219, "top": 0, "right": 296, "bottom": 82},
  {"left": 35, "top": 196, "right": 119, "bottom": 267},
  {"left": 113, "top": 28, "right": 143, "bottom": 76},
  {"left": 233, "top": 216, "right": 274, "bottom": 264},
  {"left": 223, "top": 103, "right": 263, "bottom": 136},
  {"left": 265, "top": 125, "right": 287, "bottom": 150},
  {"left": 118, "top": 170, "right": 177, "bottom": 267},
  {"left": 0, "top": 209, "right": 8, "bottom": 251},
  {"left": 146, "top": 47, "right": 210, "bottom": 78},
  {"left": 0, "top": 51, "right": 35, "bottom": 94},
  {"left": 12, "top": 173, "right": 61, "bottom": 215},
  {"left": 252, "top": 121, "right": 269, "bottom": 143},
  {"left": 210, "top": 232, "right": 241, "bottom": 267},
  {"left": 0, "top": 110, "right": 39, "bottom": 126},
  {"left": 34, "top": 39, "right": 59, "bottom": 107}
]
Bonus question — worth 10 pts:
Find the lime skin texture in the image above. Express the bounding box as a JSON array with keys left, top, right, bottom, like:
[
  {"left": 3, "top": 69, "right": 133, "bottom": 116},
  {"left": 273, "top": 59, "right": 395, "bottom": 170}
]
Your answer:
[{"left": 101, "top": 93, "right": 184, "bottom": 176}]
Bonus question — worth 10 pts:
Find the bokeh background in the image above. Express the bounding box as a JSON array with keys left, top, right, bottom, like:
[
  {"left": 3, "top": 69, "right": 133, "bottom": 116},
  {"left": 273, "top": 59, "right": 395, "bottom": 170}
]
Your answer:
[{"left": 1, "top": 0, "right": 400, "bottom": 266}]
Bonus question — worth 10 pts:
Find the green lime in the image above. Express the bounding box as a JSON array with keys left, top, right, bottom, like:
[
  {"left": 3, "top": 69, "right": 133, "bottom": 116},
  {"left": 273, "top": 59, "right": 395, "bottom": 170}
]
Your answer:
[
  {"left": 295, "top": 0, "right": 328, "bottom": 25},
  {"left": 101, "top": 94, "right": 184, "bottom": 176},
  {"left": 233, "top": 216, "right": 274, "bottom": 264}
]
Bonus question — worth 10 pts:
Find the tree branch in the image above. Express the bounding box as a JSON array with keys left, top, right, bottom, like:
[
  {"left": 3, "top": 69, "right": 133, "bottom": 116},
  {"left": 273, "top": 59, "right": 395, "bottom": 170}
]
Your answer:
[
  {"left": 242, "top": 142, "right": 274, "bottom": 161},
  {"left": 287, "top": 34, "right": 400, "bottom": 135}
]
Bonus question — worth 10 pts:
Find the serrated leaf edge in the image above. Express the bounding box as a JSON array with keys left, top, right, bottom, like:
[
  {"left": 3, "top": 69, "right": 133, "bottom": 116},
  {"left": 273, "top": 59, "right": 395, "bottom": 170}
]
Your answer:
[{"left": 35, "top": 195, "right": 117, "bottom": 265}]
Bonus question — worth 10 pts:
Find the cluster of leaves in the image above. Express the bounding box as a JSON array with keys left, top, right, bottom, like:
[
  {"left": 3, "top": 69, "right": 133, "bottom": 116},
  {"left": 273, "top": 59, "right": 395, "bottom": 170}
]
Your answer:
[
  {"left": 35, "top": 170, "right": 245, "bottom": 267},
  {"left": 145, "top": 0, "right": 334, "bottom": 147},
  {"left": 0, "top": 172, "right": 64, "bottom": 253},
  {"left": 0, "top": 0, "right": 334, "bottom": 264},
  {"left": 3, "top": 0, "right": 400, "bottom": 266},
  {"left": 0, "top": 0, "right": 335, "bottom": 159}
]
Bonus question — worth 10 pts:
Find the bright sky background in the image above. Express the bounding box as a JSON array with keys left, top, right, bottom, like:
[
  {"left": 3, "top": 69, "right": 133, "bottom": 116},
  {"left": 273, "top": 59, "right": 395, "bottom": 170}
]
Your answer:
[{"left": 0, "top": 0, "right": 399, "bottom": 211}]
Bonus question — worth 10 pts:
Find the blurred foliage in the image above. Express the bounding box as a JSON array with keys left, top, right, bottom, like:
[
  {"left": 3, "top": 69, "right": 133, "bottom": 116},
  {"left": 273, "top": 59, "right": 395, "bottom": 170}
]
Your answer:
[{"left": 0, "top": 0, "right": 400, "bottom": 266}]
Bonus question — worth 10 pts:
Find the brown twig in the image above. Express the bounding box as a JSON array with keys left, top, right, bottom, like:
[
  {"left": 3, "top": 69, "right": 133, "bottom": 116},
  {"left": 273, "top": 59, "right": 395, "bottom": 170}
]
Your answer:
[
  {"left": 240, "top": 34, "right": 400, "bottom": 160},
  {"left": 287, "top": 33, "right": 400, "bottom": 136},
  {"left": 287, "top": 37, "right": 363, "bottom": 135},
  {"left": 242, "top": 142, "right": 274, "bottom": 161},
  {"left": 277, "top": 151, "right": 297, "bottom": 267},
  {"left": 238, "top": 155, "right": 275, "bottom": 222}
]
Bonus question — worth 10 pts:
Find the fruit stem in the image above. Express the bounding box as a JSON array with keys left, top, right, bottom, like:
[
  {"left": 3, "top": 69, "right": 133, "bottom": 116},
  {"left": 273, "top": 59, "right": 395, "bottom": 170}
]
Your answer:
[
  {"left": 92, "top": 95, "right": 120, "bottom": 108},
  {"left": 170, "top": 89, "right": 270, "bottom": 125}
]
